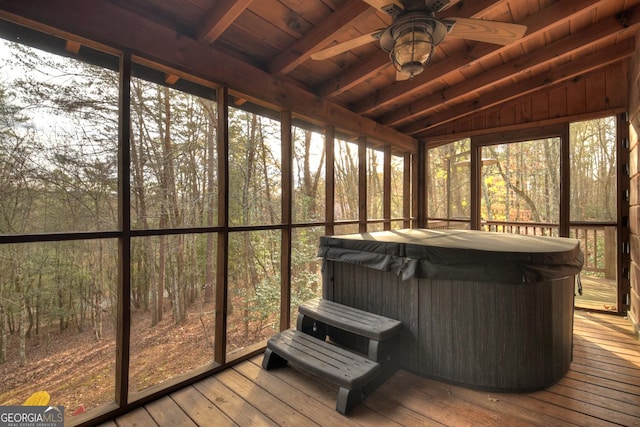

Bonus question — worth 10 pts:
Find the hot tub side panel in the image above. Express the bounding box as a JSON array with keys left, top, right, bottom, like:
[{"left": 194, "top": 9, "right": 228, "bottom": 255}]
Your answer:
[{"left": 323, "top": 260, "right": 574, "bottom": 392}]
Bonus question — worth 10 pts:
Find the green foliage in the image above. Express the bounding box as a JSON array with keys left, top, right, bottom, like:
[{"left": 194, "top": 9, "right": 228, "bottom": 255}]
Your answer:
[
  {"left": 241, "top": 272, "right": 281, "bottom": 329},
  {"left": 570, "top": 117, "right": 617, "bottom": 221},
  {"left": 428, "top": 128, "right": 615, "bottom": 226},
  {"left": 427, "top": 139, "right": 470, "bottom": 219}
]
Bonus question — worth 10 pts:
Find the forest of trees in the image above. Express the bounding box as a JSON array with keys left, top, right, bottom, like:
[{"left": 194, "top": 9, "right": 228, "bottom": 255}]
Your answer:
[
  {"left": 428, "top": 117, "right": 617, "bottom": 226},
  {"left": 0, "top": 38, "right": 407, "bottom": 413}
]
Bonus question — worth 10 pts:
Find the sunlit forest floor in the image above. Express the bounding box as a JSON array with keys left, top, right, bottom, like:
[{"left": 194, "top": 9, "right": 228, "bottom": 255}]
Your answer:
[
  {"left": 0, "top": 302, "right": 239, "bottom": 418},
  {"left": 1, "top": 320, "right": 118, "bottom": 413}
]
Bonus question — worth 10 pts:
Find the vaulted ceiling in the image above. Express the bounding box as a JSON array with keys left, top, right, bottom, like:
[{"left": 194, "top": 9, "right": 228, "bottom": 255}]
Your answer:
[{"left": 0, "top": 0, "right": 638, "bottom": 151}]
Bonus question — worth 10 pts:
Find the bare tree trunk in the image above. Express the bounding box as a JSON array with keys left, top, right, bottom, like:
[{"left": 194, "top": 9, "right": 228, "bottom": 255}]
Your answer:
[
  {"left": 258, "top": 125, "right": 276, "bottom": 224},
  {"left": 0, "top": 303, "right": 6, "bottom": 363},
  {"left": 482, "top": 177, "right": 492, "bottom": 221},
  {"left": 189, "top": 237, "right": 197, "bottom": 304},
  {"left": 542, "top": 138, "right": 559, "bottom": 228},
  {"left": 302, "top": 129, "right": 315, "bottom": 216},
  {"left": 148, "top": 244, "right": 158, "bottom": 323},
  {"left": 160, "top": 86, "right": 183, "bottom": 323},
  {"left": 157, "top": 234, "right": 166, "bottom": 323},
  {"left": 335, "top": 142, "right": 358, "bottom": 219},
  {"left": 173, "top": 237, "right": 184, "bottom": 323},
  {"left": 203, "top": 102, "right": 216, "bottom": 303},
  {"left": 19, "top": 297, "right": 27, "bottom": 366},
  {"left": 93, "top": 285, "right": 103, "bottom": 341},
  {"left": 597, "top": 120, "right": 615, "bottom": 219},
  {"left": 492, "top": 145, "right": 542, "bottom": 223},
  {"left": 57, "top": 286, "right": 65, "bottom": 332},
  {"left": 302, "top": 129, "right": 325, "bottom": 219},
  {"left": 130, "top": 83, "right": 156, "bottom": 320},
  {"left": 95, "top": 250, "right": 103, "bottom": 340},
  {"left": 35, "top": 272, "right": 41, "bottom": 336},
  {"left": 95, "top": 302, "right": 103, "bottom": 340},
  {"left": 370, "top": 150, "right": 383, "bottom": 218},
  {"left": 242, "top": 114, "right": 259, "bottom": 336},
  {"left": 156, "top": 87, "right": 173, "bottom": 324},
  {"left": 243, "top": 114, "right": 257, "bottom": 226}
]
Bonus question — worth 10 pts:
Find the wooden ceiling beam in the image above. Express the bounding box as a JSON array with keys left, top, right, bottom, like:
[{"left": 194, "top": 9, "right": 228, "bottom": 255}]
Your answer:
[
  {"left": 316, "top": 50, "right": 389, "bottom": 97},
  {"left": 352, "top": 0, "right": 603, "bottom": 115},
  {"left": 65, "top": 39, "right": 81, "bottom": 53},
  {"left": 164, "top": 73, "right": 180, "bottom": 85},
  {"left": 0, "top": 0, "right": 416, "bottom": 150},
  {"left": 405, "top": 40, "right": 634, "bottom": 137},
  {"left": 268, "top": 0, "right": 373, "bottom": 75},
  {"left": 318, "top": 0, "right": 505, "bottom": 99},
  {"left": 380, "top": 6, "right": 640, "bottom": 127},
  {"left": 196, "top": 0, "right": 254, "bottom": 44}
]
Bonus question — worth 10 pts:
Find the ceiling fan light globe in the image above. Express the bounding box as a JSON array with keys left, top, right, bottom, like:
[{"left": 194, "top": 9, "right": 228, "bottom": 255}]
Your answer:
[
  {"left": 392, "top": 36, "right": 434, "bottom": 64},
  {"left": 399, "top": 62, "right": 424, "bottom": 78},
  {"left": 390, "top": 22, "right": 435, "bottom": 78}
]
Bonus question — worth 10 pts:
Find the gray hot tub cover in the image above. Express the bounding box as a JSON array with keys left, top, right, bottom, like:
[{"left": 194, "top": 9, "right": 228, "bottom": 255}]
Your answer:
[{"left": 318, "top": 229, "right": 584, "bottom": 284}]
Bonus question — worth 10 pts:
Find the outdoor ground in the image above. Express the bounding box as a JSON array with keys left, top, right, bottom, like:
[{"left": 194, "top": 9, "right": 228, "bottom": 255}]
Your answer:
[{"left": 0, "top": 303, "right": 253, "bottom": 420}]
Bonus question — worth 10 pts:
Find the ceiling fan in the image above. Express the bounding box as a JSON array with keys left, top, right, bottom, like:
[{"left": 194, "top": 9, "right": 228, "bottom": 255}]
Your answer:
[{"left": 311, "top": 0, "right": 527, "bottom": 80}]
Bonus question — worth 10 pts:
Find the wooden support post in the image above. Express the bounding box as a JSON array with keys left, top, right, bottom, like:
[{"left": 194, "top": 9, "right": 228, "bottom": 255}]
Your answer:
[{"left": 604, "top": 226, "right": 617, "bottom": 279}]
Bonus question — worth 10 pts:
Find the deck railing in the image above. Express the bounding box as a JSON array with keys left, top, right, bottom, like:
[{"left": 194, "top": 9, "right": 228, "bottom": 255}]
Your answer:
[
  {"left": 427, "top": 219, "right": 617, "bottom": 279},
  {"left": 483, "top": 220, "right": 557, "bottom": 237},
  {"left": 567, "top": 223, "right": 617, "bottom": 279}
]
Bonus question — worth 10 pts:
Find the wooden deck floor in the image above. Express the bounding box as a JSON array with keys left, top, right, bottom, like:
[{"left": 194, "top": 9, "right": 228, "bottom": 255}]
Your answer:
[
  {"left": 576, "top": 275, "right": 618, "bottom": 312},
  {"left": 102, "top": 311, "right": 640, "bottom": 426}
]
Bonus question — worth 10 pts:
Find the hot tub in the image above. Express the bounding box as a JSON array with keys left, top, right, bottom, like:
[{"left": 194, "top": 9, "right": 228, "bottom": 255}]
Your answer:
[{"left": 318, "top": 228, "right": 584, "bottom": 392}]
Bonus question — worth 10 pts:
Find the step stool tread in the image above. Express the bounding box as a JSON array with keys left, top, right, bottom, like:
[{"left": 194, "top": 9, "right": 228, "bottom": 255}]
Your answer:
[
  {"left": 266, "top": 329, "right": 380, "bottom": 389},
  {"left": 298, "top": 298, "right": 402, "bottom": 340}
]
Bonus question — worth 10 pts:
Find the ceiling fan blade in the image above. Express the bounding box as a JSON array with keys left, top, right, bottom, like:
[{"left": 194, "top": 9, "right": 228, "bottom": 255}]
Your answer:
[
  {"left": 311, "top": 30, "right": 384, "bottom": 60},
  {"left": 361, "top": 0, "right": 404, "bottom": 16},
  {"left": 445, "top": 17, "right": 527, "bottom": 45}
]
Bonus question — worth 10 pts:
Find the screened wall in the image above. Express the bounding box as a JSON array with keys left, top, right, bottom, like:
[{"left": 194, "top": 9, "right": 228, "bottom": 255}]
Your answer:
[{"left": 0, "top": 23, "right": 414, "bottom": 424}]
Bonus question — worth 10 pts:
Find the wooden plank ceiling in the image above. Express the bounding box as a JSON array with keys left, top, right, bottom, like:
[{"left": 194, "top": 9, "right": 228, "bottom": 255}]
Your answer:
[{"left": 1, "top": 0, "right": 638, "bottom": 150}]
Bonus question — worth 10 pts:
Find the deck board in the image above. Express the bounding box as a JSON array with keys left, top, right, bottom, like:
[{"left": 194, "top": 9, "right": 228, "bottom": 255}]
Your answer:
[
  {"left": 169, "top": 385, "right": 237, "bottom": 426},
  {"left": 107, "top": 311, "right": 640, "bottom": 427},
  {"left": 192, "top": 376, "right": 275, "bottom": 427},
  {"left": 234, "top": 360, "right": 364, "bottom": 426},
  {"left": 144, "top": 395, "right": 198, "bottom": 427},
  {"left": 215, "top": 368, "right": 318, "bottom": 426}
]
